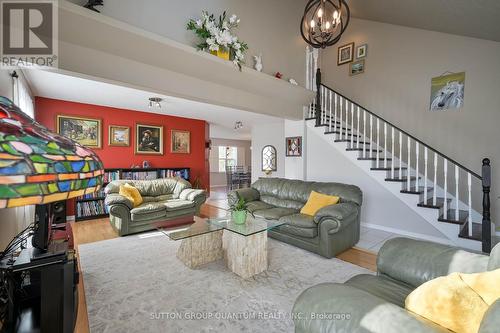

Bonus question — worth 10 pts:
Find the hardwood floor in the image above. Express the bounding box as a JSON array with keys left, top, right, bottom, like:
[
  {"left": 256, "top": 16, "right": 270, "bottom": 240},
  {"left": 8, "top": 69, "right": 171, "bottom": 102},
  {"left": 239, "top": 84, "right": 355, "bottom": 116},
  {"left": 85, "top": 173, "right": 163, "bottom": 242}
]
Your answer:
[{"left": 71, "top": 203, "right": 376, "bottom": 333}]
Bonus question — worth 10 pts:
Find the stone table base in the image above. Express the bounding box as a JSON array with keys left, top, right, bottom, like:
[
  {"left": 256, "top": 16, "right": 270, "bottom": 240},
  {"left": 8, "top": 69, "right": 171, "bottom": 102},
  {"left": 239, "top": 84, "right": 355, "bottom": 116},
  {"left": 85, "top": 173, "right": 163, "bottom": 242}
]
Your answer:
[
  {"left": 177, "top": 230, "right": 223, "bottom": 269},
  {"left": 222, "top": 230, "right": 268, "bottom": 279}
]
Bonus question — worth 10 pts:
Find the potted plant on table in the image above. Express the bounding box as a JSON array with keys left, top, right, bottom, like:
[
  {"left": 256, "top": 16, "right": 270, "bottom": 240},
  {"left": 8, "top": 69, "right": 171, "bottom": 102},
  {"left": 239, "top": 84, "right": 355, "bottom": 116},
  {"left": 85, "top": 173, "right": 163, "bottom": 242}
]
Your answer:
[
  {"left": 187, "top": 11, "right": 248, "bottom": 70},
  {"left": 229, "top": 197, "right": 252, "bottom": 225}
]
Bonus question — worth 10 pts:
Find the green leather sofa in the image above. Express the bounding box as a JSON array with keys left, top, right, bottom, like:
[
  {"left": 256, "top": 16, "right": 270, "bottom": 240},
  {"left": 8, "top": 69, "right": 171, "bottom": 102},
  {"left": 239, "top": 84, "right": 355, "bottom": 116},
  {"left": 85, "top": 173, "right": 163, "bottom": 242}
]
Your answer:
[
  {"left": 293, "top": 237, "right": 500, "bottom": 333},
  {"left": 104, "top": 178, "right": 206, "bottom": 236},
  {"left": 228, "top": 177, "right": 362, "bottom": 258}
]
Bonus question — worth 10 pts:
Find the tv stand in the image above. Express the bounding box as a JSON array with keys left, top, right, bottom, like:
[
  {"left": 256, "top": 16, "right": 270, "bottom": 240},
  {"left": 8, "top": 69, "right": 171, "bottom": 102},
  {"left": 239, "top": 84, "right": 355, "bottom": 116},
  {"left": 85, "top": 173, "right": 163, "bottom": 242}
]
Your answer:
[{"left": 0, "top": 242, "right": 78, "bottom": 333}]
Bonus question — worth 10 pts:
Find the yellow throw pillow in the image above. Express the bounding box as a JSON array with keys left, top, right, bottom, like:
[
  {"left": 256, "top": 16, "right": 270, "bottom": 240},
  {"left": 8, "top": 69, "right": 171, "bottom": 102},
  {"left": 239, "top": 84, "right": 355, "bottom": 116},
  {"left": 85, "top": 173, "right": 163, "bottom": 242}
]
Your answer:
[
  {"left": 405, "top": 269, "right": 500, "bottom": 333},
  {"left": 300, "top": 191, "right": 340, "bottom": 216},
  {"left": 119, "top": 183, "right": 143, "bottom": 208}
]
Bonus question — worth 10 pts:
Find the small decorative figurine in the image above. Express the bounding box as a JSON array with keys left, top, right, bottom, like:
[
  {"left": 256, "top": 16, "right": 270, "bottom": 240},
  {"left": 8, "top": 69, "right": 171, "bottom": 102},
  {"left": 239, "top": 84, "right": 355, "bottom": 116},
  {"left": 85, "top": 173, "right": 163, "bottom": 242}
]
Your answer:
[
  {"left": 275, "top": 72, "right": 283, "bottom": 79},
  {"left": 142, "top": 160, "right": 150, "bottom": 168},
  {"left": 253, "top": 54, "right": 263, "bottom": 72},
  {"left": 289, "top": 78, "right": 298, "bottom": 85}
]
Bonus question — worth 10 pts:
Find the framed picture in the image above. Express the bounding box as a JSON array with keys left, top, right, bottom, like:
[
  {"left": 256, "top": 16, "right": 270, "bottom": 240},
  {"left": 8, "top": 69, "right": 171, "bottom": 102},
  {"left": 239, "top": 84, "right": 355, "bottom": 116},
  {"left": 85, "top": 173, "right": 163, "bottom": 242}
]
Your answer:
[
  {"left": 171, "top": 130, "right": 190, "bottom": 154},
  {"left": 135, "top": 124, "right": 163, "bottom": 155},
  {"left": 430, "top": 72, "right": 465, "bottom": 111},
  {"left": 349, "top": 59, "right": 365, "bottom": 76},
  {"left": 286, "top": 136, "right": 302, "bottom": 157},
  {"left": 337, "top": 42, "right": 354, "bottom": 65},
  {"left": 56, "top": 115, "right": 101, "bottom": 148},
  {"left": 109, "top": 125, "right": 130, "bottom": 146},
  {"left": 356, "top": 44, "right": 367, "bottom": 59}
]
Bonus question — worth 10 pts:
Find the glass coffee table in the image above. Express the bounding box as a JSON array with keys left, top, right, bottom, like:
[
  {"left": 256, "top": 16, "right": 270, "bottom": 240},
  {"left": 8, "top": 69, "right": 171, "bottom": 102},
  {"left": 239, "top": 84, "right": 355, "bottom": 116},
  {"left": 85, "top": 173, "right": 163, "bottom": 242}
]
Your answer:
[{"left": 159, "top": 215, "right": 285, "bottom": 279}]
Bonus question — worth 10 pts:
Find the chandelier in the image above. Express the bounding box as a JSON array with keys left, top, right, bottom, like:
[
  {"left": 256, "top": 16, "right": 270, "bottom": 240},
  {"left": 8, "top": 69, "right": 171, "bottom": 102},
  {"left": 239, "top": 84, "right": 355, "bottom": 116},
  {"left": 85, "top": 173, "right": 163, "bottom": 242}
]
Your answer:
[{"left": 300, "top": 0, "right": 350, "bottom": 49}]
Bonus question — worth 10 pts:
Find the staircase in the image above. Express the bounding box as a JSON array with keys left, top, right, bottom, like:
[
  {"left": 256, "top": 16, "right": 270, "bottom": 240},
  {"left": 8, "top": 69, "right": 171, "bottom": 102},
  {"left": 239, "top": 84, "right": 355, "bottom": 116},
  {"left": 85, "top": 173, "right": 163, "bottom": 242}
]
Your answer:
[{"left": 305, "top": 69, "right": 492, "bottom": 253}]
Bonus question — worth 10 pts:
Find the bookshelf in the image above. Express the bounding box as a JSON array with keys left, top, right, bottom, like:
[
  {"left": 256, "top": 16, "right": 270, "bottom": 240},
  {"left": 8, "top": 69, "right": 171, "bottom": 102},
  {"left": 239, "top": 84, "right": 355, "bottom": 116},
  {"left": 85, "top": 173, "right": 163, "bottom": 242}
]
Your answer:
[{"left": 75, "top": 167, "right": 190, "bottom": 221}]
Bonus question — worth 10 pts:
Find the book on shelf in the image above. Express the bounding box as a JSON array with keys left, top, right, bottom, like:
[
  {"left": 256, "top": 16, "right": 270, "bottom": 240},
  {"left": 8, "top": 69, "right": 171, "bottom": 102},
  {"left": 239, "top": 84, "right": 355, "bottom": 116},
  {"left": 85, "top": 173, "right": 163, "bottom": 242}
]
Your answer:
[
  {"left": 103, "top": 170, "right": 120, "bottom": 183},
  {"left": 76, "top": 200, "right": 109, "bottom": 218},
  {"left": 79, "top": 189, "right": 105, "bottom": 200},
  {"left": 121, "top": 170, "right": 158, "bottom": 181}
]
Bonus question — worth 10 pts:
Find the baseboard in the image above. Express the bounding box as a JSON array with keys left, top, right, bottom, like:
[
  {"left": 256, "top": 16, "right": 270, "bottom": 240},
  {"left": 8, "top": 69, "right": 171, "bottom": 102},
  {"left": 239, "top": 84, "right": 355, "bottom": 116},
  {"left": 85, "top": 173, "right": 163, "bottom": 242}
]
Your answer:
[
  {"left": 210, "top": 185, "right": 226, "bottom": 188},
  {"left": 361, "top": 222, "right": 453, "bottom": 246},
  {"left": 66, "top": 215, "right": 75, "bottom": 222}
]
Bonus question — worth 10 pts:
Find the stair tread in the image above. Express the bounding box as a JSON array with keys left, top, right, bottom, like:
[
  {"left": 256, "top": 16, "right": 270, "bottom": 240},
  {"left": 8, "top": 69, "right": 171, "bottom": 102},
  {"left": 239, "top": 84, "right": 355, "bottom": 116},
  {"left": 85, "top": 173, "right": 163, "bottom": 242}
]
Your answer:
[
  {"left": 385, "top": 176, "right": 419, "bottom": 182},
  {"left": 335, "top": 139, "right": 371, "bottom": 144},
  {"left": 347, "top": 148, "right": 382, "bottom": 152},
  {"left": 401, "top": 186, "right": 433, "bottom": 195},
  {"left": 438, "top": 209, "right": 470, "bottom": 224},
  {"left": 417, "top": 197, "right": 452, "bottom": 209},
  {"left": 459, "top": 222, "right": 482, "bottom": 241},
  {"left": 371, "top": 167, "right": 408, "bottom": 171},
  {"left": 358, "top": 157, "right": 393, "bottom": 161}
]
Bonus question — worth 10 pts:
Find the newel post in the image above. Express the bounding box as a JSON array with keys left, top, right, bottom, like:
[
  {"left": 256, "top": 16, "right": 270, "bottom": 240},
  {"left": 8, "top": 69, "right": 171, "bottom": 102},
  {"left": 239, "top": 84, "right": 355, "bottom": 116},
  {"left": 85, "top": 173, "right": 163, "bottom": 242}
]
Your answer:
[
  {"left": 315, "top": 68, "right": 322, "bottom": 127},
  {"left": 482, "top": 158, "right": 491, "bottom": 253}
]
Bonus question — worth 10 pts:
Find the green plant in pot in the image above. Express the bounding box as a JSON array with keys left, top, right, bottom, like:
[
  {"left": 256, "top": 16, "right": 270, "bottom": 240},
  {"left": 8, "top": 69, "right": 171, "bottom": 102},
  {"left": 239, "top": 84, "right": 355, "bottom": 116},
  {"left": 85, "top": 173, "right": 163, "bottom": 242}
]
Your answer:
[{"left": 229, "top": 197, "right": 252, "bottom": 225}]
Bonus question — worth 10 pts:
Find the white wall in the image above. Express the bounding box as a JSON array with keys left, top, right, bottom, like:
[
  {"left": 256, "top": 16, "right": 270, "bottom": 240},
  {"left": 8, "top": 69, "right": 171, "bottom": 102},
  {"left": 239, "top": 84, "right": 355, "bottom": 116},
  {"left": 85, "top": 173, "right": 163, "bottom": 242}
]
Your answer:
[
  {"left": 321, "top": 18, "right": 500, "bottom": 229},
  {"left": 306, "top": 123, "right": 448, "bottom": 240},
  {"left": 67, "top": 0, "right": 307, "bottom": 86},
  {"left": 251, "top": 121, "right": 285, "bottom": 182}
]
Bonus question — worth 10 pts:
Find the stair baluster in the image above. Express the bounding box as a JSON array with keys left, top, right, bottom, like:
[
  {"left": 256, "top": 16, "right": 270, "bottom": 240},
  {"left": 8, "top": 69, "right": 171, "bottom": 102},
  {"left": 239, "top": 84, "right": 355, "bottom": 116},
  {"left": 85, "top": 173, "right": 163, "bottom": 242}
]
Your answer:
[
  {"left": 384, "top": 122, "right": 388, "bottom": 168},
  {"left": 433, "top": 152, "right": 438, "bottom": 206},
  {"left": 376, "top": 119, "right": 380, "bottom": 168},
  {"left": 399, "top": 131, "right": 403, "bottom": 178},
  {"left": 334, "top": 93, "right": 338, "bottom": 135},
  {"left": 351, "top": 103, "right": 355, "bottom": 147},
  {"left": 328, "top": 90, "right": 333, "bottom": 132},
  {"left": 424, "top": 147, "right": 428, "bottom": 203},
  {"left": 407, "top": 136, "right": 411, "bottom": 191},
  {"left": 391, "top": 127, "right": 395, "bottom": 179},
  {"left": 482, "top": 158, "right": 491, "bottom": 252},
  {"left": 369, "top": 114, "right": 373, "bottom": 159},
  {"left": 356, "top": 106, "right": 360, "bottom": 149},
  {"left": 455, "top": 165, "right": 460, "bottom": 221},
  {"left": 468, "top": 172, "right": 472, "bottom": 237},
  {"left": 363, "top": 110, "right": 367, "bottom": 157},
  {"left": 339, "top": 97, "right": 343, "bottom": 140},
  {"left": 415, "top": 143, "right": 420, "bottom": 190},
  {"left": 444, "top": 159, "right": 448, "bottom": 219}
]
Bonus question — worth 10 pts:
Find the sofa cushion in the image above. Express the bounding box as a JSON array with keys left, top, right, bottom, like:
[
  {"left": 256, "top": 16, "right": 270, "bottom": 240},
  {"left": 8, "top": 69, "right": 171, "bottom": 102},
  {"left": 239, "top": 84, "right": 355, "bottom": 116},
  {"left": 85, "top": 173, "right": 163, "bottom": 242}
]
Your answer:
[
  {"left": 280, "top": 213, "right": 316, "bottom": 228},
  {"left": 119, "top": 184, "right": 143, "bottom": 207},
  {"left": 260, "top": 195, "right": 304, "bottom": 210},
  {"left": 253, "top": 207, "right": 298, "bottom": 220},
  {"left": 300, "top": 191, "right": 340, "bottom": 216},
  {"left": 246, "top": 200, "right": 274, "bottom": 213},
  {"left": 345, "top": 274, "right": 414, "bottom": 308},
  {"left": 130, "top": 202, "right": 167, "bottom": 222},
  {"left": 277, "top": 224, "right": 318, "bottom": 238},
  {"left": 162, "top": 199, "right": 195, "bottom": 212}
]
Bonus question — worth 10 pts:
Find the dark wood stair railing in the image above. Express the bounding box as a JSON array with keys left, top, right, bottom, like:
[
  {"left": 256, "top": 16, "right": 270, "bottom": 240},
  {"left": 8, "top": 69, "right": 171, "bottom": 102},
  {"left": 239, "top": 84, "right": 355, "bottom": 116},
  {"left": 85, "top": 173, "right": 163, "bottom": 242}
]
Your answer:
[{"left": 308, "top": 68, "right": 492, "bottom": 253}]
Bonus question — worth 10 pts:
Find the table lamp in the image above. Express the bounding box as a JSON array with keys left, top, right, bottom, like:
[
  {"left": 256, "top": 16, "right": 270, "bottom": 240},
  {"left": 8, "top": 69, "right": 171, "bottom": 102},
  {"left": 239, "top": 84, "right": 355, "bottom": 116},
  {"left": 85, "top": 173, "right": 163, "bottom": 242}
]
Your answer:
[{"left": 0, "top": 96, "right": 104, "bottom": 259}]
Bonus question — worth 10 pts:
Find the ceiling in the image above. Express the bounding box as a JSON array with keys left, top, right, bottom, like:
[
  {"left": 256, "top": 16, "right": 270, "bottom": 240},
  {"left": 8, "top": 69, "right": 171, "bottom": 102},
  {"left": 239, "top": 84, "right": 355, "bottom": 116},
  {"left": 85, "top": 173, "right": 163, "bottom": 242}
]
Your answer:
[
  {"left": 347, "top": 0, "right": 500, "bottom": 42},
  {"left": 23, "top": 69, "right": 280, "bottom": 140}
]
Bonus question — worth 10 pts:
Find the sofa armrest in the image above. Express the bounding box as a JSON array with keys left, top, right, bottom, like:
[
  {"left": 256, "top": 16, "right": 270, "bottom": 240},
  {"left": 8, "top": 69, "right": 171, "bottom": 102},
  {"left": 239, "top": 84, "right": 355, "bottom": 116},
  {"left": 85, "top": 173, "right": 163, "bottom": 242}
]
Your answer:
[
  {"left": 293, "top": 283, "right": 450, "bottom": 333},
  {"left": 179, "top": 188, "right": 207, "bottom": 203},
  {"left": 377, "top": 238, "right": 490, "bottom": 288},
  {"left": 313, "top": 202, "right": 359, "bottom": 233},
  {"left": 479, "top": 299, "right": 500, "bottom": 333},
  {"left": 227, "top": 188, "right": 260, "bottom": 206},
  {"left": 105, "top": 193, "right": 133, "bottom": 210}
]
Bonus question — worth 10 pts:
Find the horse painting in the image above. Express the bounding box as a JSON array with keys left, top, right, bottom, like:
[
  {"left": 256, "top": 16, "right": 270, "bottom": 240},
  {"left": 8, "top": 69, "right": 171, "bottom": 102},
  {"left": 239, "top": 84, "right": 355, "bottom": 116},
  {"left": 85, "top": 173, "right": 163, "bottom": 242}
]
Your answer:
[{"left": 430, "top": 72, "right": 465, "bottom": 111}]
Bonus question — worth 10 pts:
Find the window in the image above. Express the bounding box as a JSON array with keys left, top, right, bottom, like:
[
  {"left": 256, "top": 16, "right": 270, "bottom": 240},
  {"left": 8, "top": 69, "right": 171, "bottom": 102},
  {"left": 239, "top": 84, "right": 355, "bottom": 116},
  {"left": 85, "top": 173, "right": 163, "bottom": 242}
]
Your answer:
[
  {"left": 262, "top": 145, "right": 277, "bottom": 172},
  {"left": 13, "top": 73, "right": 34, "bottom": 118},
  {"left": 218, "top": 146, "right": 238, "bottom": 172}
]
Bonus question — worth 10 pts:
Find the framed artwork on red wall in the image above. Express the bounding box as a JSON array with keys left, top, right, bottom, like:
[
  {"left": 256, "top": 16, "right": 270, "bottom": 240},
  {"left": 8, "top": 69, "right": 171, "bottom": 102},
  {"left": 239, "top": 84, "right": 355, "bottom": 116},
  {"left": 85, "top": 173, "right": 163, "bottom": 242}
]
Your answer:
[
  {"left": 56, "top": 115, "right": 102, "bottom": 148},
  {"left": 109, "top": 125, "right": 130, "bottom": 146},
  {"left": 171, "top": 130, "right": 190, "bottom": 154},
  {"left": 135, "top": 124, "right": 163, "bottom": 155}
]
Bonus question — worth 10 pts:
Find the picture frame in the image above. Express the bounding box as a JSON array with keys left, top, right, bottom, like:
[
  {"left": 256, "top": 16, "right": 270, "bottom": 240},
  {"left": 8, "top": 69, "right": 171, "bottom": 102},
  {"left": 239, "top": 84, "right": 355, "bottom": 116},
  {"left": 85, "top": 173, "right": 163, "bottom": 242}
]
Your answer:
[
  {"left": 171, "top": 130, "right": 190, "bottom": 154},
  {"left": 337, "top": 42, "right": 354, "bottom": 65},
  {"left": 356, "top": 44, "right": 367, "bottom": 59},
  {"left": 56, "top": 115, "right": 102, "bottom": 148},
  {"left": 135, "top": 124, "right": 163, "bottom": 155},
  {"left": 108, "top": 125, "right": 130, "bottom": 147},
  {"left": 429, "top": 72, "right": 465, "bottom": 111},
  {"left": 285, "top": 136, "right": 302, "bottom": 157},
  {"left": 349, "top": 59, "right": 365, "bottom": 76}
]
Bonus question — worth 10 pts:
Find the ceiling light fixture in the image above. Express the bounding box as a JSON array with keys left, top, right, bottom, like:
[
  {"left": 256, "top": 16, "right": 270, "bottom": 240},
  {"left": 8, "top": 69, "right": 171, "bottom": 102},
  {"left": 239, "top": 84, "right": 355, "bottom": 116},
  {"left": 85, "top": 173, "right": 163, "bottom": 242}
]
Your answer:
[
  {"left": 148, "top": 97, "right": 163, "bottom": 109},
  {"left": 234, "top": 121, "right": 243, "bottom": 130},
  {"left": 300, "top": 0, "right": 350, "bottom": 49}
]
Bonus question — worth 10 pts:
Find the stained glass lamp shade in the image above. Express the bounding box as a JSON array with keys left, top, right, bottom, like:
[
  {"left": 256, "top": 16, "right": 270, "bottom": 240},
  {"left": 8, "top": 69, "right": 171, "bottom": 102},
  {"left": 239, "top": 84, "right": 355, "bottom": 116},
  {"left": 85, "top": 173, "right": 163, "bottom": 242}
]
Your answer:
[{"left": 0, "top": 96, "right": 104, "bottom": 209}]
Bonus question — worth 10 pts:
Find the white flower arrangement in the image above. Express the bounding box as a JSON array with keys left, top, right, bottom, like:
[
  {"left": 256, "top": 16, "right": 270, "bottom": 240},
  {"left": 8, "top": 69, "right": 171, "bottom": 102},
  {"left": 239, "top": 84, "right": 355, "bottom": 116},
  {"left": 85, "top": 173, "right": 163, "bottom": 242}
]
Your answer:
[{"left": 187, "top": 11, "right": 248, "bottom": 70}]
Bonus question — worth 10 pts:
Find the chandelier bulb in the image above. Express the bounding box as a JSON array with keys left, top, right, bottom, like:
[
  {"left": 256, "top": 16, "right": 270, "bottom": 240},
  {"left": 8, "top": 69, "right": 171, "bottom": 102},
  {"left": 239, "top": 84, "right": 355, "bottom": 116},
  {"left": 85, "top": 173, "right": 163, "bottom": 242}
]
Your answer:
[
  {"left": 310, "top": 19, "right": 315, "bottom": 28},
  {"left": 333, "top": 10, "right": 339, "bottom": 20},
  {"left": 325, "top": 21, "right": 331, "bottom": 30},
  {"left": 317, "top": 8, "right": 323, "bottom": 18}
]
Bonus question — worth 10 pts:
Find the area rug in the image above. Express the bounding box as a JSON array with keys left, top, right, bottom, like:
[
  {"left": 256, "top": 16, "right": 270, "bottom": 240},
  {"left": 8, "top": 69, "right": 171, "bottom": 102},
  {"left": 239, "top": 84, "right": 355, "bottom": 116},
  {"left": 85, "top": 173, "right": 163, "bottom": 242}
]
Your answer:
[{"left": 79, "top": 232, "right": 372, "bottom": 333}]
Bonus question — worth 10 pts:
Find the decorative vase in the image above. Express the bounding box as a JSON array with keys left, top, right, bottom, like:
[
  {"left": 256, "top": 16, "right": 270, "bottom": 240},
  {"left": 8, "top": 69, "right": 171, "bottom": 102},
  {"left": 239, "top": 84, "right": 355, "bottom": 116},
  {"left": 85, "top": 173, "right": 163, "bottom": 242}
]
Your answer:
[
  {"left": 232, "top": 211, "right": 247, "bottom": 224},
  {"left": 210, "top": 49, "right": 230, "bottom": 60}
]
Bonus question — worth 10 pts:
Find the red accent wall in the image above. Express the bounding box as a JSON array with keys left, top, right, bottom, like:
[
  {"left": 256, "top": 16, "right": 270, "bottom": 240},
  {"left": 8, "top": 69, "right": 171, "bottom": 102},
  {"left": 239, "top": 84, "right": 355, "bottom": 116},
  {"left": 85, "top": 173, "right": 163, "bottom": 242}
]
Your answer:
[{"left": 35, "top": 97, "right": 210, "bottom": 216}]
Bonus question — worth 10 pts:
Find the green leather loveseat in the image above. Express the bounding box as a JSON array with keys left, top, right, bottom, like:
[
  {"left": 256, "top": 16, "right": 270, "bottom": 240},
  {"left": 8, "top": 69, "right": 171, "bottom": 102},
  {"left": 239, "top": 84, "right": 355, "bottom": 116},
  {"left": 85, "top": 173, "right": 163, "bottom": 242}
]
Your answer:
[
  {"left": 228, "top": 177, "right": 362, "bottom": 258},
  {"left": 293, "top": 237, "right": 500, "bottom": 333},
  {"left": 104, "top": 178, "right": 206, "bottom": 236}
]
